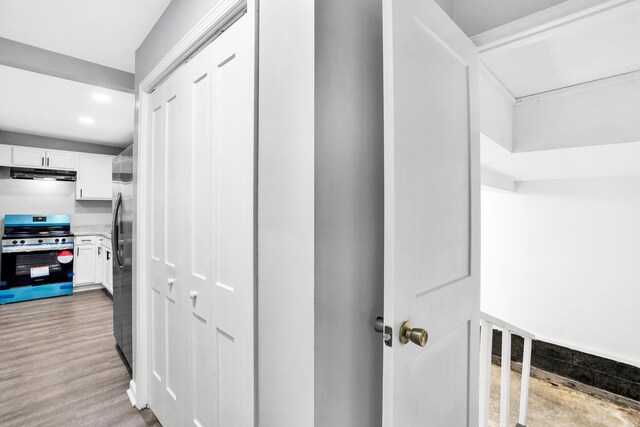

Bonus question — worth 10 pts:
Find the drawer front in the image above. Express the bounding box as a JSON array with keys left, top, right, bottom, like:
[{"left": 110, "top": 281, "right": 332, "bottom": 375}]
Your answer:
[{"left": 75, "top": 236, "right": 97, "bottom": 245}]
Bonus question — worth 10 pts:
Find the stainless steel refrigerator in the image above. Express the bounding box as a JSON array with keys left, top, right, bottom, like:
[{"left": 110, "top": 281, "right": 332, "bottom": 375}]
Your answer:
[{"left": 112, "top": 145, "right": 133, "bottom": 371}]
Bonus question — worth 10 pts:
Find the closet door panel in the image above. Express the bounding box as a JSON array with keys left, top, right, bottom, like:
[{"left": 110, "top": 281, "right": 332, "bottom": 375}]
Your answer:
[
  {"left": 147, "top": 68, "right": 187, "bottom": 427},
  {"left": 191, "top": 312, "right": 213, "bottom": 427},
  {"left": 150, "top": 287, "right": 165, "bottom": 382},
  {"left": 163, "top": 70, "right": 187, "bottom": 426},
  {"left": 165, "top": 91, "right": 185, "bottom": 270},
  {"left": 185, "top": 44, "right": 214, "bottom": 427},
  {"left": 150, "top": 100, "right": 166, "bottom": 264},
  {"left": 210, "top": 15, "right": 255, "bottom": 427},
  {"left": 190, "top": 69, "right": 213, "bottom": 282},
  {"left": 146, "top": 13, "right": 254, "bottom": 427},
  {"left": 148, "top": 84, "right": 170, "bottom": 424}
]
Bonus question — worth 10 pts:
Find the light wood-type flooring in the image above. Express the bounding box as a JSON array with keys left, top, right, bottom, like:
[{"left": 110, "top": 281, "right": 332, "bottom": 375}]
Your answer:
[{"left": 0, "top": 289, "right": 160, "bottom": 426}]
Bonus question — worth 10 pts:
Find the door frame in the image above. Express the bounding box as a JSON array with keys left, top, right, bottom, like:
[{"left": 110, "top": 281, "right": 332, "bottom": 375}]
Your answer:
[{"left": 132, "top": 0, "right": 255, "bottom": 409}]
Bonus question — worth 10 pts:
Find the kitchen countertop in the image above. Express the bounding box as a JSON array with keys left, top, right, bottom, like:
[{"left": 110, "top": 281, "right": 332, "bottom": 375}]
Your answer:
[{"left": 72, "top": 226, "right": 112, "bottom": 239}]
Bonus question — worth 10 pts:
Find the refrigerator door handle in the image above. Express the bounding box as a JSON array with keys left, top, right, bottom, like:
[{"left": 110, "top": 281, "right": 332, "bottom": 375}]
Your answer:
[{"left": 112, "top": 192, "right": 124, "bottom": 268}]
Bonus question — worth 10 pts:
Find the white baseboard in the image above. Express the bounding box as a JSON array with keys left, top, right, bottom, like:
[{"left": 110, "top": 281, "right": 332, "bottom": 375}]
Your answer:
[
  {"left": 74, "top": 284, "right": 104, "bottom": 292},
  {"left": 127, "top": 380, "right": 137, "bottom": 407}
]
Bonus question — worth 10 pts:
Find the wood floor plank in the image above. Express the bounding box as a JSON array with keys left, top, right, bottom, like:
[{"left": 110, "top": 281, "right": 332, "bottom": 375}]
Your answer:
[{"left": 0, "top": 290, "right": 160, "bottom": 427}]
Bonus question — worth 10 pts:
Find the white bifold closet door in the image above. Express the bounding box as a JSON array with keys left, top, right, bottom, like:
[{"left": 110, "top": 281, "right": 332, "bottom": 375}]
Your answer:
[{"left": 146, "top": 15, "right": 254, "bottom": 427}]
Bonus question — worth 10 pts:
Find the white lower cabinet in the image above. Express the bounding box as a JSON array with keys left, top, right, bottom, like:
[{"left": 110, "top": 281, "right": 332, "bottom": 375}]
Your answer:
[
  {"left": 96, "top": 245, "right": 104, "bottom": 287},
  {"left": 73, "top": 235, "right": 113, "bottom": 293},
  {"left": 74, "top": 244, "right": 97, "bottom": 286},
  {"left": 102, "top": 240, "right": 113, "bottom": 294}
]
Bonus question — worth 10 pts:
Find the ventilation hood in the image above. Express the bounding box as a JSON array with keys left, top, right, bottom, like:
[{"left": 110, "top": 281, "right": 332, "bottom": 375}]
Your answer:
[{"left": 10, "top": 167, "right": 77, "bottom": 181}]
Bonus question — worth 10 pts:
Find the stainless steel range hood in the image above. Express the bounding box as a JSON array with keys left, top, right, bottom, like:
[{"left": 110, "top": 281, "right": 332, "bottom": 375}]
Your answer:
[{"left": 10, "top": 167, "right": 77, "bottom": 181}]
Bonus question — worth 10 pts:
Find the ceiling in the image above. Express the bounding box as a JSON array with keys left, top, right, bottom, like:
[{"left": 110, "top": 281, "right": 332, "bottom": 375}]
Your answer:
[
  {"left": 480, "top": 0, "right": 640, "bottom": 98},
  {"left": 481, "top": 134, "right": 640, "bottom": 182},
  {"left": 0, "top": 65, "right": 134, "bottom": 147},
  {"left": 0, "top": 0, "right": 171, "bottom": 73}
]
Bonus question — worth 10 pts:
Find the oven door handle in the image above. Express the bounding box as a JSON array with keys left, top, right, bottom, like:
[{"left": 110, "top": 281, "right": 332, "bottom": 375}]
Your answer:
[
  {"left": 0, "top": 244, "right": 74, "bottom": 253},
  {"left": 112, "top": 192, "right": 124, "bottom": 269}
]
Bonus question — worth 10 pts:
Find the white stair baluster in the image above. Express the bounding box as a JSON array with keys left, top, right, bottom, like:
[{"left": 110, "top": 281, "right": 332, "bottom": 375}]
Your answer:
[
  {"left": 517, "top": 337, "right": 533, "bottom": 427},
  {"left": 500, "top": 330, "right": 512, "bottom": 427},
  {"left": 479, "top": 319, "right": 494, "bottom": 427}
]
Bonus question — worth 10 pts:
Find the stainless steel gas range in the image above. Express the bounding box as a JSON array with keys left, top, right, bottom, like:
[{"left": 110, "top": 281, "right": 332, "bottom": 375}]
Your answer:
[{"left": 0, "top": 214, "right": 75, "bottom": 304}]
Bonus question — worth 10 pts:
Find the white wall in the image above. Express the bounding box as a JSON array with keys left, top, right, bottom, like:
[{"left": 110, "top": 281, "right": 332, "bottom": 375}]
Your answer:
[
  {"left": 454, "top": 0, "right": 566, "bottom": 36},
  {"left": 481, "top": 177, "right": 640, "bottom": 367},
  {"left": 514, "top": 76, "right": 640, "bottom": 152},
  {"left": 0, "top": 168, "right": 111, "bottom": 229},
  {"left": 480, "top": 68, "right": 514, "bottom": 152},
  {"left": 315, "top": 0, "right": 384, "bottom": 425},
  {"left": 1, "top": 131, "right": 124, "bottom": 156},
  {"left": 258, "top": 1, "right": 316, "bottom": 426}
]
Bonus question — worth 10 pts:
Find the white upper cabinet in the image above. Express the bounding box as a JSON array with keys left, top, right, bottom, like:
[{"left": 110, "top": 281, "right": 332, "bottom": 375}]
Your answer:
[
  {"left": 76, "top": 154, "right": 113, "bottom": 200},
  {"left": 45, "top": 149, "right": 76, "bottom": 169},
  {"left": 0, "top": 145, "right": 12, "bottom": 166},
  {"left": 10, "top": 146, "right": 77, "bottom": 169},
  {"left": 12, "top": 146, "right": 47, "bottom": 167},
  {"left": 0, "top": 144, "right": 113, "bottom": 200}
]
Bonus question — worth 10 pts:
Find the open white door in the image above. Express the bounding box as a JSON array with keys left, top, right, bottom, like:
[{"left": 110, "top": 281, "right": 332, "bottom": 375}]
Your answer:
[{"left": 382, "top": 0, "right": 480, "bottom": 426}]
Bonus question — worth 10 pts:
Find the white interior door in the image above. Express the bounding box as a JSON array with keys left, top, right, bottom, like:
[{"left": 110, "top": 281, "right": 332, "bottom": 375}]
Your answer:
[
  {"left": 181, "top": 40, "right": 215, "bottom": 427},
  {"left": 208, "top": 16, "right": 255, "bottom": 426},
  {"left": 146, "top": 14, "right": 255, "bottom": 427},
  {"left": 147, "top": 65, "right": 187, "bottom": 427},
  {"left": 382, "top": 0, "right": 480, "bottom": 426}
]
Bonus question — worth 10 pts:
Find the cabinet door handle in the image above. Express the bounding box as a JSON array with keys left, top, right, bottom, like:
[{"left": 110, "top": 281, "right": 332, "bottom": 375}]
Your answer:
[
  {"left": 106, "top": 251, "right": 110, "bottom": 261},
  {"left": 98, "top": 247, "right": 102, "bottom": 255},
  {"left": 77, "top": 247, "right": 80, "bottom": 257},
  {"left": 46, "top": 157, "right": 49, "bottom": 167},
  {"left": 41, "top": 156, "right": 45, "bottom": 166},
  {"left": 80, "top": 189, "right": 83, "bottom": 198}
]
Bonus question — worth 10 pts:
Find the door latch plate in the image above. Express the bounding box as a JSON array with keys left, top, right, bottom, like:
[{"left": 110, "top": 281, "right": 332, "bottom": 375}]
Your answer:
[{"left": 384, "top": 326, "right": 392, "bottom": 347}]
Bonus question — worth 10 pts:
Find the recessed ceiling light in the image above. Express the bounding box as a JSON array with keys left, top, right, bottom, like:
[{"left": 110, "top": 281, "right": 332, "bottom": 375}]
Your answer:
[
  {"left": 92, "top": 93, "right": 111, "bottom": 102},
  {"left": 78, "top": 117, "right": 95, "bottom": 125}
]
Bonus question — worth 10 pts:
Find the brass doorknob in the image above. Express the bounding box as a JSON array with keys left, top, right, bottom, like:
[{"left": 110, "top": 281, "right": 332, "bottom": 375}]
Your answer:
[{"left": 399, "top": 321, "right": 428, "bottom": 347}]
